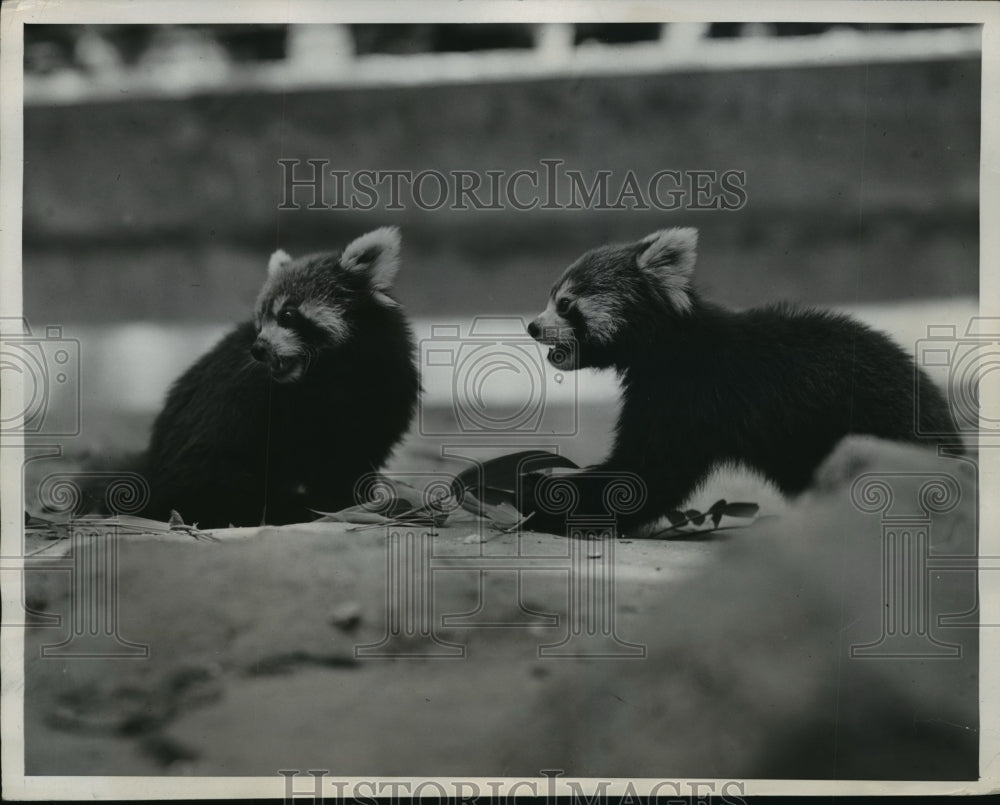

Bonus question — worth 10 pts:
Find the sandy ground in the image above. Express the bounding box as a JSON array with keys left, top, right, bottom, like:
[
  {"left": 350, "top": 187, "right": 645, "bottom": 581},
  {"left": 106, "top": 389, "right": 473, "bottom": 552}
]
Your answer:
[{"left": 21, "top": 437, "right": 978, "bottom": 781}]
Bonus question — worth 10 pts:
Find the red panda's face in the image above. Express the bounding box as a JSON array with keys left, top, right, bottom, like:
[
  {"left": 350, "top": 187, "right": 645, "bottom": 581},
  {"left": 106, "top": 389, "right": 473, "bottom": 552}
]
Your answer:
[
  {"left": 251, "top": 227, "right": 402, "bottom": 383},
  {"left": 528, "top": 227, "right": 699, "bottom": 370},
  {"left": 527, "top": 292, "right": 579, "bottom": 371},
  {"left": 252, "top": 286, "right": 349, "bottom": 383},
  {"left": 528, "top": 245, "right": 633, "bottom": 370}
]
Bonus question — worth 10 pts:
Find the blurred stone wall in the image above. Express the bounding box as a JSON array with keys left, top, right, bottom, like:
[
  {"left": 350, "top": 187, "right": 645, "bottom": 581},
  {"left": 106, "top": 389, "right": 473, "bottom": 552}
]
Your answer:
[{"left": 24, "top": 57, "right": 979, "bottom": 322}]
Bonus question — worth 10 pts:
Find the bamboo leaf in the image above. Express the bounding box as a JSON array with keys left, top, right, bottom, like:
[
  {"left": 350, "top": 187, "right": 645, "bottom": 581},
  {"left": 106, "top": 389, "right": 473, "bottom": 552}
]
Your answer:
[{"left": 663, "top": 509, "right": 687, "bottom": 526}]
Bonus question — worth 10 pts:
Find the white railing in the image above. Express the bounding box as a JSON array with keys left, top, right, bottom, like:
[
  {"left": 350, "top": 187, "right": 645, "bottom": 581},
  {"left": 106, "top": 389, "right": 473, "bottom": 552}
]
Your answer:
[{"left": 24, "top": 24, "right": 981, "bottom": 106}]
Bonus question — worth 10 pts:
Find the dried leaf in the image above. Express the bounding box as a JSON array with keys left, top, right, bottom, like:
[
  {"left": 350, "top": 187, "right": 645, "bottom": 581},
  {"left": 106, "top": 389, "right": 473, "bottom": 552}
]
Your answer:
[{"left": 684, "top": 509, "right": 706, "bottom": 527}]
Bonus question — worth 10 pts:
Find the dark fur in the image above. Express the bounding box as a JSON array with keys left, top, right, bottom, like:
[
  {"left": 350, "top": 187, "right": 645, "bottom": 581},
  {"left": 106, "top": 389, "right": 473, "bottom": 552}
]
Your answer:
[
  {"left": 138, "top": 244, "right": 418, "bottom": 528},
  {"left": 526, "top": 231, "right": 963, "bottom": 534}
]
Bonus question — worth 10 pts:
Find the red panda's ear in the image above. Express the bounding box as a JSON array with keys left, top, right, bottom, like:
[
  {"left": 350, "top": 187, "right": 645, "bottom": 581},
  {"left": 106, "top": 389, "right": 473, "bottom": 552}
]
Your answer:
[
  {"left": 636, "top": 227, "right": 698, "bottom": 311},
  {"left": 268, "top": 249, "right": 292, "bottom": 277},
  {"left": 341, "top": 226, "right": 402, "bottom": 293}
]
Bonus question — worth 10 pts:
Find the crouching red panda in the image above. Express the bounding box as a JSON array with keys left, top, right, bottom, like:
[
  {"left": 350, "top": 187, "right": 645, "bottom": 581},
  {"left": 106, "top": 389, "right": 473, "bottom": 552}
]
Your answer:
[
  {"left": 523, "top": 226, "right": 963, "bottom": 535},
  {"left": 139, "top": 226, "right": 418, "bottom": 528}
]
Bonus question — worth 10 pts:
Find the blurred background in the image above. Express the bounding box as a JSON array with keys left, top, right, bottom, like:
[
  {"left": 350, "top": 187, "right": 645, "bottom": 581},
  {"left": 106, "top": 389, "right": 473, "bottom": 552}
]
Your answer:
[
  {"left": 19, "top": 21, "right": 981, "bottom": 472},
  {"left": 14, "top": 21, "right": 983, "bottom": 783}
]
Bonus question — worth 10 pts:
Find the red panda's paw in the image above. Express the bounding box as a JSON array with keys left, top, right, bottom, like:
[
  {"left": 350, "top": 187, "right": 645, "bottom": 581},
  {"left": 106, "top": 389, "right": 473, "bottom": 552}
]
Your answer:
[{"left": 516, "top": 471, "right": 568, "bottom": 535}]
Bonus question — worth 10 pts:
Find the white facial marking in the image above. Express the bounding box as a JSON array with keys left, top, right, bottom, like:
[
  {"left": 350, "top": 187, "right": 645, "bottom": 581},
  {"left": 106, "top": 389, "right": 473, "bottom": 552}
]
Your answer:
[
  {"left": 259, "top": 322, "right": 301, "bottom": 358},
  {"left": 531, "top": 298, "right": 573, "bottom": 345},
  {"left": 575, "top": 295, "right": 618, "bottom": 344},
  {"left": 270, "top": 296, "right": 288, "bottom": 317},
  {"left": 299, "top": 300, "right": 350, "bottom": 342},
  {"left": 371, "top": 289, "right": 400, "bottom": 308},
  {"left": 257, "top": 321, "right": 306, "bottom": 382}
]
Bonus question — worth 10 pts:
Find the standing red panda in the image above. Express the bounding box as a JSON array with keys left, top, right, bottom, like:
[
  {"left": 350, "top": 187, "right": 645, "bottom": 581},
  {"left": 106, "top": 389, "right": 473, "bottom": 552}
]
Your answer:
[
  {"left": 139, "top": 226, "right": 418, "bottom": 528},
  {"left": 524, "top": 227, "right": 963, "bottom": 534}
]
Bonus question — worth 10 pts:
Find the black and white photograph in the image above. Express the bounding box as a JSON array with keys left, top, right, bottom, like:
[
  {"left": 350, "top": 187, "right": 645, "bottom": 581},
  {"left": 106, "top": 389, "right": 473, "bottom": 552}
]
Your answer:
[{"left": 1, "top": 0, "right": 997, "bottom": 799}]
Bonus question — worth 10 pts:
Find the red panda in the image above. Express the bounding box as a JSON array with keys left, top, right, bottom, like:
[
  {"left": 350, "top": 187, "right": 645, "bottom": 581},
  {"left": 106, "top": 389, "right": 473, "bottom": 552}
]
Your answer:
[
  {"left": 524, "top": 227, "right": 963, "bottom": 535},
  {"left": 139, "top": 226, "right": 419, "bottom": 528}
]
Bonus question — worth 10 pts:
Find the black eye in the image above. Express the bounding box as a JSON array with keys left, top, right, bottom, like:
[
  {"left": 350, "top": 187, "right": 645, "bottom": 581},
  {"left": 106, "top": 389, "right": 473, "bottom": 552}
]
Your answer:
[
  {"left": 556, "top": 297, "right": 572, "bottom": 316},
  {"left": 277, "top": 307, "right": 300, "bottom": 327}
]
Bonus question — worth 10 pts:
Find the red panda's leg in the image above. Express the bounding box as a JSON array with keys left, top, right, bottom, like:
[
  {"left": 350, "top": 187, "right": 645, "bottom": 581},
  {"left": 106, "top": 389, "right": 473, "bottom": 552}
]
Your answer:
[
  {"left": 600, "top": 461, "right": 717, "bottom": 534},
  {"left": 521, "top": 458, "right": 714, "bottom": 537}
]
